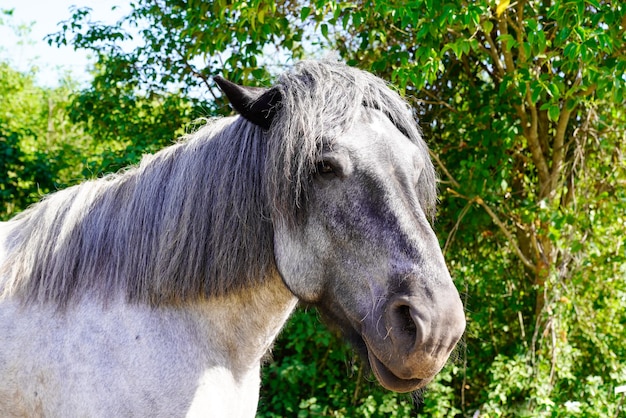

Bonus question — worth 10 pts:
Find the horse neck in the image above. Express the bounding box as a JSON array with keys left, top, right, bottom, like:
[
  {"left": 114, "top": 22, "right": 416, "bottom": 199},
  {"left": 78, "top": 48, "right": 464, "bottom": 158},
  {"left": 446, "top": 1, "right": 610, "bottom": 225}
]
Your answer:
[{"left": 189, "top": 271, "right": 297, "bottom": 372}]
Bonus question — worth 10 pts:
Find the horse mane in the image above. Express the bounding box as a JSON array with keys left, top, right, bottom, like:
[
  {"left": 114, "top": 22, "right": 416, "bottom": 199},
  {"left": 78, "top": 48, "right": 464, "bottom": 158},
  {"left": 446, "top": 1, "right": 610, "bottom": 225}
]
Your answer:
[{"left": 0, "top": 60, "right": 437, "bottom": 307}]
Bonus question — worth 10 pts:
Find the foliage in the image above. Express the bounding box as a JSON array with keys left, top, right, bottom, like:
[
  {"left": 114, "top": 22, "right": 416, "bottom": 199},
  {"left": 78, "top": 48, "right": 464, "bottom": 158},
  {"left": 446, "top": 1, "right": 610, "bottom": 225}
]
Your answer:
[
  {"left": 65, "top": 57, "right": 203, "bottom": 175},
  {"left": 47, "top": 0, "right": 312, "bottom": 96},
  {"left": 258, "top": 310, "right": 417, "bottom": 417},
  {"left": 3, "top": 0, "right": 624, "bottom": 416},
  {"left": 0, "top": 60, "right": 91, "bottom": 219}
]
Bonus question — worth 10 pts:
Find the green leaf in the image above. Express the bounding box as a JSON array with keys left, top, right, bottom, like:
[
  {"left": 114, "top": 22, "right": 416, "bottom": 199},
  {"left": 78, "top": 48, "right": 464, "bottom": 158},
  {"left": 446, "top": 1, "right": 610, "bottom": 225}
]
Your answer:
[
  {"left": 530, "top": 81, "right": 542, "bottom": 103},
  {"left": 498, "top": 34, "right": 517, "bottom": 52},
  {"left": 547, "top": 83, "right": 560, "bottom": 98},
  {"left": 563, "top": 42, "right": 579, "bottom": 60},
  {"left": 548, "top": 103, "right": 560, "bottom": 121},
  {"left": 300, "top": 6, "right": 311, "bottom": 21},
  {"left": 483, "top": 20, "right": 494, "bottom": 34},
  {"left": 537, "top": 30, "right": 547, "bottom": 53}
]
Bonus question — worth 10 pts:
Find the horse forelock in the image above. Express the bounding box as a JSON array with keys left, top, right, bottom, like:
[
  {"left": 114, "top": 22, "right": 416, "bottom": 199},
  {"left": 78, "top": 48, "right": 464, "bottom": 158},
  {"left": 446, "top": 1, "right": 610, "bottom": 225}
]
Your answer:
[
  {"left": 266, "top": 60, "right": 437, "bottom": 225},
  {"left": 0, "top": 60, "right": 437, "bottom": 307}
]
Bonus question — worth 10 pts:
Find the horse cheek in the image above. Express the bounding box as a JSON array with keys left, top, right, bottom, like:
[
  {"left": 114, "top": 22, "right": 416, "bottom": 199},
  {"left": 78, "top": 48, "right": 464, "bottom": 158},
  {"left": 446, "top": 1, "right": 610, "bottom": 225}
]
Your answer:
[{"left": 273, "top": 221, "right": 328, "bottom": 303}]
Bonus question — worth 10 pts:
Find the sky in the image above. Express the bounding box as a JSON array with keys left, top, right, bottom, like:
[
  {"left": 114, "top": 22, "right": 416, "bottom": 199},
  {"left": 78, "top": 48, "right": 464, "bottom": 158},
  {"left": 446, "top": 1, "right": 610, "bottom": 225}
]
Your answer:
[{"left": 0, "top": 0, "right": 130, "bottom": 87}]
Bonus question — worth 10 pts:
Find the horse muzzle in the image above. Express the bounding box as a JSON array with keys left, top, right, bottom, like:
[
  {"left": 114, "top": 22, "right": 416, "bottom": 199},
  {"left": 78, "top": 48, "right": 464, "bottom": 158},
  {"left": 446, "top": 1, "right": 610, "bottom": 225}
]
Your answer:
[{"left": 362, "top": 289, "right": 466, "bottom": 392}]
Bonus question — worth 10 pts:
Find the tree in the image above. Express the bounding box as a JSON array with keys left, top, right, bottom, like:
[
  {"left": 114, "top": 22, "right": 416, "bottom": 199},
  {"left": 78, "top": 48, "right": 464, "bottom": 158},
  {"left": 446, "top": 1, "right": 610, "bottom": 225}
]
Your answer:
[
  {"left": 64, "top": 57, "right": 203, "bottom": 175},
  {"left": 46, "top": 0, "right": 626, "bottom": 416},
  {"left": 0, "top": 9, "right": 93, "bottom": 218},
  {"left": 0, "top": 58, "right": 93, "bottom": 219}
]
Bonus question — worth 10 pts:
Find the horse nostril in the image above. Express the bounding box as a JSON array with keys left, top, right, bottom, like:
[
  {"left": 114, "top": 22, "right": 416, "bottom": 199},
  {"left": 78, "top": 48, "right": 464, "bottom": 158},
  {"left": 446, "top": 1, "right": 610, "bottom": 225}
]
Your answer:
[
  {"left": 396, "top": 304, "right": 417, "bottom": 338},
  {"left": 384, "top": 296, "right": 436, "bottom": 351},
  {"left": 386, "top": 298, "right": 422, "bottom": 349}
]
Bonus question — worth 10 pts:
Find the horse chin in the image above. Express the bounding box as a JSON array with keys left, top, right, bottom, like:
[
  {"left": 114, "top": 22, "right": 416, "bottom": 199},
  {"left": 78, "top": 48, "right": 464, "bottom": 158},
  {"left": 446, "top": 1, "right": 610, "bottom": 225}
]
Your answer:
[
  {"left": 315, "top": 306, "right": 432, "bottom": 393},
  {"left": 366, "top": 349, "right": 431, "bottom": 393}
]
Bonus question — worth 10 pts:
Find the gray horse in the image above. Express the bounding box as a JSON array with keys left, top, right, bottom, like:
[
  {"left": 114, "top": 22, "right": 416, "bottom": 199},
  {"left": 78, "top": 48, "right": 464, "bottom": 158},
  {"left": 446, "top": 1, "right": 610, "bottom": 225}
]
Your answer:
[{"left": 0, "top": 60, "right": 465, "bottom": 417}]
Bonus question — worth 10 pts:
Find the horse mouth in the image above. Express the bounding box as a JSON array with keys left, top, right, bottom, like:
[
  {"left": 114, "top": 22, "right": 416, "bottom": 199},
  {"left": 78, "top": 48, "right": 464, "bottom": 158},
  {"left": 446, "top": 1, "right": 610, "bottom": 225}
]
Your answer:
[{"left": 366, "top": 349, "right": 430, "bottom": 393}]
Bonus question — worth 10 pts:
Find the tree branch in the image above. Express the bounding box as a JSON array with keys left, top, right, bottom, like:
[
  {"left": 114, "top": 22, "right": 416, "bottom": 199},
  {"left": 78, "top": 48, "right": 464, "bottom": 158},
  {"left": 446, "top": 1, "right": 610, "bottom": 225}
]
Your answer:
[
  {"left": 447, "top": 188, "right": 536, "bottom": 271},
  {"left": 549, "top": 104, "right": 574, "bottom": 192},
  {"left": 431, "top": 152, "right": 535, "bottom": 269},
  {"left": 419, "top": 89, "right": 459, "bottom": 113},
  {"left": 430, "top": 149, "right": 461, "bottom": 189},
  {"left": 443, "top": 199, "right": 473, "bottom": 255},
  {"left": 497, "top": 18, "right": 516, "bottom": 73},
  {"left": 523, "top": 86, "right": 551, "bottom": 194},
  {"left": 474, "top": 195, "right": 536, "bottom": 270},
  {"left": 515, "top": 0, "right": 528, "bottom": 64},
  {"left": 480, "top": 29, "right": 506, "bottom": 78}
]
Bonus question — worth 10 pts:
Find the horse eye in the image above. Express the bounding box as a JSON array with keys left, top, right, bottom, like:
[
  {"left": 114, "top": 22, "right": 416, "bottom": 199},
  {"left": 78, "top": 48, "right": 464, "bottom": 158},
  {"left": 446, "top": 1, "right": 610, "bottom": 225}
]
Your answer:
[{"left": 315, "top": 160, "right": 335, "bottom": 178}]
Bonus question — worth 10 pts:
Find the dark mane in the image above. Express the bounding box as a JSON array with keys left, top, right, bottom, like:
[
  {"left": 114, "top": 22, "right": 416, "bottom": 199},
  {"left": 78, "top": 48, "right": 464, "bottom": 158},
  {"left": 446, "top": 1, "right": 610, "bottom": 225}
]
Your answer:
[{"left": 0, "top": 60, "right": 436, "bottom": 306}]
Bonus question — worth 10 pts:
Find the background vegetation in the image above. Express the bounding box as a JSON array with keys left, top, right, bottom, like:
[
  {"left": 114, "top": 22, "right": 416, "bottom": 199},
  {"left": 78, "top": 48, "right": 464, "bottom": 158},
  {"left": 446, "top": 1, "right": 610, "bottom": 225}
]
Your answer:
[{"left": 2, "top": 1, "right": 625, "bottom": 416}]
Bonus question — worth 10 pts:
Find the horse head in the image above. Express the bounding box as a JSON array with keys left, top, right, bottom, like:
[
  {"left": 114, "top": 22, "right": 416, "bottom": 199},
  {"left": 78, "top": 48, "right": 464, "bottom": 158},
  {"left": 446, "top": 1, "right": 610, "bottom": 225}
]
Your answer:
[{"left": 216, "top": 64, "right": 465, "bottom": 393}]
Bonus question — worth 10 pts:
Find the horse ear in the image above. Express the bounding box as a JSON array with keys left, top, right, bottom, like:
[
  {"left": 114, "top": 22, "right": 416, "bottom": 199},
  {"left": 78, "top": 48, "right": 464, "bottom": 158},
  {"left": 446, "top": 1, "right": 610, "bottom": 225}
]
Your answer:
[{"left": 215, "top": 76, "right": 282, "bottom": 130}]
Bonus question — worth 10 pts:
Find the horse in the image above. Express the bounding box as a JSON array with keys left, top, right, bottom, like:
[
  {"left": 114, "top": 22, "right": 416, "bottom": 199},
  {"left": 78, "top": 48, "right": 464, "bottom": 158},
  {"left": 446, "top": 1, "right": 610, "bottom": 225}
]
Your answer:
[{"left": 0, "top": 60, "right": 465, "bottom": 417}]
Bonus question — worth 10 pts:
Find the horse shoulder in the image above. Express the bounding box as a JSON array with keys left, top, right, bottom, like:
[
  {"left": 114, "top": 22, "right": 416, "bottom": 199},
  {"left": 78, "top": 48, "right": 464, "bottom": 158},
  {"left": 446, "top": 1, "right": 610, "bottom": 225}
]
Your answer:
[{"left": 0, "top": 274, "right": 297, "bottom": 417}]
